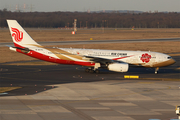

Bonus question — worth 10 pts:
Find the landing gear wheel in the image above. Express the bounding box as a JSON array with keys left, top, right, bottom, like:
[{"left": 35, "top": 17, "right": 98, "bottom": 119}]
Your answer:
[
  {"left": 85, "top": 68, "right": 89, "bottom": 72},
  {"left": 95, "top": 69, "right": 100, "bottom": 74},
  {"left": 89, "top": 69, "right": 94, "bottom": 73},
  {"left": 85, "top": 68, "right": 100, "bottom": 74}
]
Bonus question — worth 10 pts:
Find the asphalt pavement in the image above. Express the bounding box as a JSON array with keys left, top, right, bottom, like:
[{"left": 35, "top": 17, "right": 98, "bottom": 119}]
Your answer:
[{"left": 0, "top": 55, "right": 179, "bottom": 120}]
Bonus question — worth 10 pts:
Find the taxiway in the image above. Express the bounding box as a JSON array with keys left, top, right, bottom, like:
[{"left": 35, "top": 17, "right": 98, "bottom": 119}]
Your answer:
[
  {"left": 0, "top": 36, "right": 180, "bottom": 120},
  {"left": 0, "top": 55, "right": 179, "bottom": 120}
]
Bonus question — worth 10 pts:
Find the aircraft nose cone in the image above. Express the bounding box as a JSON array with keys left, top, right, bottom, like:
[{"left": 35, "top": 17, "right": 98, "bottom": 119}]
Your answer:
[{"left": 167, "top": 58, "right": 176, "bottom": 65}]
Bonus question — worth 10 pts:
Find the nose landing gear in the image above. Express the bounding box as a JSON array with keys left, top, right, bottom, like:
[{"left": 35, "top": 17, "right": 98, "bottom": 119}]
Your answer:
[{"left": 155, "top": 67, "right": 159, "bottom": 74}]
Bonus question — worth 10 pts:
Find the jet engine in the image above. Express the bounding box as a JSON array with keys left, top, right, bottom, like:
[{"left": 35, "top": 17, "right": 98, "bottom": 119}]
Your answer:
[{"left": 108, "top": 63, "right": 129, "bottom": 72}]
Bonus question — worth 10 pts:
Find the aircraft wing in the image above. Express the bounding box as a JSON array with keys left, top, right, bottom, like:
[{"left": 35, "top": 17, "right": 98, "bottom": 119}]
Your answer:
[{"left": 83, "top": 55, "right": 121, "bottom": 64}]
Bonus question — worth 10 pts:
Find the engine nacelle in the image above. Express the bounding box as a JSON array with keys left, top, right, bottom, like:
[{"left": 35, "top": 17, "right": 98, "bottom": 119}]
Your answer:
[{"left": 108, "top": 63, "right": 129, "bottom": 72}]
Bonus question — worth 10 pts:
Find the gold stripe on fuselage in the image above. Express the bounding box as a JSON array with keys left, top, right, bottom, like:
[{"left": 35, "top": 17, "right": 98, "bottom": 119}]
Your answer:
[
  {"left": 46, "top": 48, "right": 84, "bottom": 61},
  {"left": 29, "top": 45, "right": 84, "bottom": 61}
]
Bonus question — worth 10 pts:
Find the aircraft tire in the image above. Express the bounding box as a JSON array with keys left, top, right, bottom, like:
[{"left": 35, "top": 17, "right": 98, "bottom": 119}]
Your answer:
[
  {"left": 95, "top": 69, "right": 100, "bottom": 74},
  {"left": 89, "top": 69, "right": 94, "bottom": 73},
  {"left": 85, "top": 68, "right": 89, "bottom": 72}
]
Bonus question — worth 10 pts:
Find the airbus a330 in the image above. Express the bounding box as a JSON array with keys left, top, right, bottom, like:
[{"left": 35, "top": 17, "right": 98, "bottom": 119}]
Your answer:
[{"left": 7, "top": 20, "right": 176, "bottom": 74}]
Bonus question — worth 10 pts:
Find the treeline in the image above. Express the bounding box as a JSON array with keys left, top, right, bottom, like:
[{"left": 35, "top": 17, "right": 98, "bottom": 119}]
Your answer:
[{"left": 0, "top": 10, "right": 180, "bottom": 28}]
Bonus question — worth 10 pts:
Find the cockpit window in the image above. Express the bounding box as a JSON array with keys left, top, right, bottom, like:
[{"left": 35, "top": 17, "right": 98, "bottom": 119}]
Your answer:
[{"left": 167, "top": 57, "right": 172, "bottom": 59}]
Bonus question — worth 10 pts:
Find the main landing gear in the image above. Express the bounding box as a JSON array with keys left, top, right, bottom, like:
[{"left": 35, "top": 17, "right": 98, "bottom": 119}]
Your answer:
[
  {"left": 85, "top": 68, "right": 100, "bottom": 74},
  {"left": 155, "top": 67, "right": 159, "bottom": 74},
  {"left": 85, "top": 63, "right": 101, "bottom": 74}
]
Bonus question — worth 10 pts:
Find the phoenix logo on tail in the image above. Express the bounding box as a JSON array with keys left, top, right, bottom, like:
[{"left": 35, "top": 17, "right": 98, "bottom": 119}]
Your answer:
[{"left": 11, "top": 27, "right": 23, "bottom": 42}]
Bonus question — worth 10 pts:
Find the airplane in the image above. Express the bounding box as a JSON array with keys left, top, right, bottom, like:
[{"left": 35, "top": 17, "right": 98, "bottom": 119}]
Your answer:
[{"left": 7, "top": 20, "right": 176, "bottom": 74}]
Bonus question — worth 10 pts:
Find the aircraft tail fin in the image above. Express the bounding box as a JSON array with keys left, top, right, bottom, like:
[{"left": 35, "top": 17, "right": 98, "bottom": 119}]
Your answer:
[{"left": 7, "top": 20, "right": 40, "bottom": 48}]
